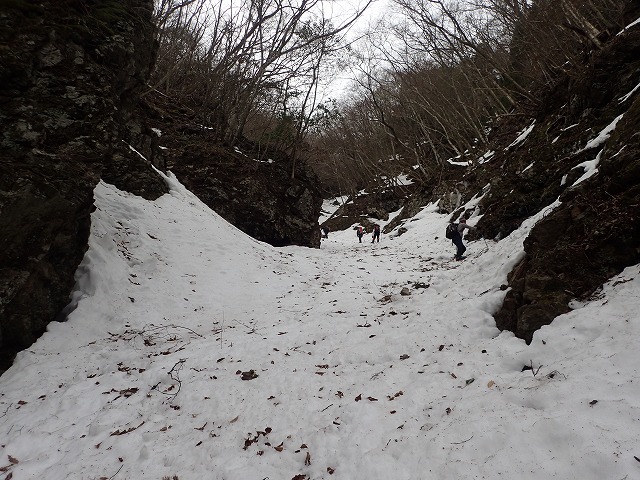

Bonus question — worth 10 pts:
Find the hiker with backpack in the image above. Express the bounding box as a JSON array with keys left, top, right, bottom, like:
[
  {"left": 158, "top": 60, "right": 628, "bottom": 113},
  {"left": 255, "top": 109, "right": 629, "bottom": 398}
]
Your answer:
[
  {"left": 446, "top": 217, "right": 476, "bottom": 261},
  {"left": 356, "top": 225, "right": 365, "bottom": 243},
  {"left": 372, "top": 224, "right": 381, "bottom": 243}
]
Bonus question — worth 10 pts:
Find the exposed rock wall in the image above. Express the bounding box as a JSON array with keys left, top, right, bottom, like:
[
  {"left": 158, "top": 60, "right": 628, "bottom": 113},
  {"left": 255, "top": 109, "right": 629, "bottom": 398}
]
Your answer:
[
  {"left": 0, "top": 1, "right": 167, "bottom": 370},
  {"left": 476, "top": 26, "right": 640, "bottom": 342},
  {"left": 167, "top": 141, "right": 323, "bottom": 248},
  {"left": 323, "top": 183, "right": 420, "bottom": 235},
  {"left": 140, "top": 95, "right": 324, "bottom": 248}
]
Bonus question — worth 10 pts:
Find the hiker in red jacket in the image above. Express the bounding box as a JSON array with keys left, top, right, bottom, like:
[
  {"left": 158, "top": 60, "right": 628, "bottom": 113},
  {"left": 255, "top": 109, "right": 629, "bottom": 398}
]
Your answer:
[{"left": 356, "top": 225, "right": 364, "bottom": 243}]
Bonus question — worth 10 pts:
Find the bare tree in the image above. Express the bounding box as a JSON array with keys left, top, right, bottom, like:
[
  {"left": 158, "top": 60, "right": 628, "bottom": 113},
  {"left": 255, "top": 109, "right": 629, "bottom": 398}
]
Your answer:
[{"left": 148, "top": 0, "right": 375, "bottom": 160}]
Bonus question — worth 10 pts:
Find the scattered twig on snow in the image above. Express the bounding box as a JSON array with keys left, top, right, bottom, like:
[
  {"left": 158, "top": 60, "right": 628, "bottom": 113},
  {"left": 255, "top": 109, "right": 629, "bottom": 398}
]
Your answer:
[
  {"left": 160, "top": 322, "right": 203, "bottom": 338},
  {"left": 108, "top": 465, "right": 124, "bottom": 479},
  {"left": 151, "top": 359, "right": 186, "bottom": 402},
  {"left": 110, "top": 422, "right": 145, "bottom": 436},
  {"left": 0, "top": 402, "right": 12, "bottom": 418},
  {"left": 118, "top": 323, "right": 201, "bottom": 356},
  {"left": 290, "top": 346, "right": 311, "bottom": 355},
  {"left": 166, "top": 359, "right": 186, "bottom": 401},
  {"left": 219, "top": 312, "right": 225, "bottom": 349},
  {"left": 529, "top": 360, "right": 542, "bottom": 377},
  {"left": 451, "top": 435, "right": 474, "bottom": 445},
  {"left": 234, "top": 319, "right": 261, "bottom": 335},
  {"left": 321, "top": 404, "right": 333, "bottom": 412}
]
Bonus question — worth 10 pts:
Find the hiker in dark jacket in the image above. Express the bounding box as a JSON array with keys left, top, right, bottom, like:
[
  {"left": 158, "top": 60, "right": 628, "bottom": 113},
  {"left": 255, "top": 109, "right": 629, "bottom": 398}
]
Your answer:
[
  {"left": 452, "top": 217, "right": 476, "bottom": 260},
  {"left": 371, "top": 224, "right": 381, "bottom": 243}
]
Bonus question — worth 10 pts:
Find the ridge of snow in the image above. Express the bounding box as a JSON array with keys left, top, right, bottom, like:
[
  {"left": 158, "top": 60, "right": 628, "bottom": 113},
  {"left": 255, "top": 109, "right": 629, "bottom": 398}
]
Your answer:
[
  {"left": 505, "top": 121, "right": 535, "bottom": 150},
  {"left": 578, "top": 114, "right": 625, "bottom": 152}
]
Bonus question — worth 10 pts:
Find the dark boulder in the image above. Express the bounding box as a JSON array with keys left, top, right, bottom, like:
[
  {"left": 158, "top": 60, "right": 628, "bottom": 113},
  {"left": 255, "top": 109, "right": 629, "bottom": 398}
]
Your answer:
[
  {"left": 140, "top": 98, "right": 324, "bottom": 248},
  {"left": 168, "top": 143, "right": 323, "bottom": 248}
]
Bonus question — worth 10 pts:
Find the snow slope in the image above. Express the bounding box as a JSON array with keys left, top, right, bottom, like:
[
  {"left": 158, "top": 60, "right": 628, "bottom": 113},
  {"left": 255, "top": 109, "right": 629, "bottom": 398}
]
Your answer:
[{"left": 1, "top": 173, "right": 639, "bottom": 480}]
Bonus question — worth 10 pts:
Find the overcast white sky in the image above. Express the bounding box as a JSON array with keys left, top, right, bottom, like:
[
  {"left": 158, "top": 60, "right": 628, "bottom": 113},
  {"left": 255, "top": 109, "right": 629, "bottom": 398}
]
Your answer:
[
  {"left": 315, "top": 0, "right": 401, "bottom": 99},
  {"left": 325, "top": 0, "right": 390, "bottom": 25}
]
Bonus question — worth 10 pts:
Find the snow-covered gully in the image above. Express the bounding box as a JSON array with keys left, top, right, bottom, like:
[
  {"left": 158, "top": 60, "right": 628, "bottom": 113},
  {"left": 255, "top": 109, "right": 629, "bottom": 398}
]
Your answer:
[{"left": 1, "top": 175, "right": 639, "bottom": 480}]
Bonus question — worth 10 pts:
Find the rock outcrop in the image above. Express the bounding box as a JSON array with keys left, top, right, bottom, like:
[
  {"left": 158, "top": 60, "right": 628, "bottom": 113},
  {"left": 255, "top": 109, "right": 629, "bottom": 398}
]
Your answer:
[
  {"left": 140, "top": 94, "right": 324, "bottom": 248},
  {"left": 0, "top": 1, "right": 168, "bottom": 370},
  {"left": 169, "top": 143, "right": 323, "bottom": 248},
  {"left": 474, "top": 26, "right": 640, "bottom": 342},
  {"left": 322, "top": 183, "right": 419, "bottom": 234},
  {"left": 0, "top": 1, "right": 325, "bottom": 372}
]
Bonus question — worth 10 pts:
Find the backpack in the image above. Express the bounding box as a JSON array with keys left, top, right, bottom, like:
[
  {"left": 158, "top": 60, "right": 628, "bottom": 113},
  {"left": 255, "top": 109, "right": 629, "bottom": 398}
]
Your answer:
[{"left": 445, "top": 223, "right": 459, "bottom": 239}]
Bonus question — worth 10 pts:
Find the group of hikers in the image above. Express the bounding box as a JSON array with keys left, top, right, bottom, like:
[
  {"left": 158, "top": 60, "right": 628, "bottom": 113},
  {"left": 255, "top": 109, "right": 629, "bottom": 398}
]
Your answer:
[
  {"left": 355, "top": 224, "right": 380, "bottom": 243},
  {"left": 322, "top": 215, "right": 476, "bottom": 260},
  {"left": 320, "top": 223, "right": 381, "bottom": 243}
]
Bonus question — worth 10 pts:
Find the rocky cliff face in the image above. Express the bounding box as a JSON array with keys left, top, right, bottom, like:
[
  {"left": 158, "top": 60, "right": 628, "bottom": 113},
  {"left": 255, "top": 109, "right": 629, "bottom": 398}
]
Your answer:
[
  {"left": 0, "top": 1, "right": 324, "bottom": 371},
  {"left": 140, "top": 93, "right": 323, "bottom": 248},
  {"left": 366, "top": 8, "right": 640, "bottom": 343},
  {"left": 455, "top": 23, "right": 640, "bottom": 342},
  {"left": 322, "top": 183, "right": 420, "bottom": 235},
  {"left": 0, "top": 1, "right": 168, "bottom": 370},
  {"left": 169, "top": 145, "right": 323, "bottom": 248}
]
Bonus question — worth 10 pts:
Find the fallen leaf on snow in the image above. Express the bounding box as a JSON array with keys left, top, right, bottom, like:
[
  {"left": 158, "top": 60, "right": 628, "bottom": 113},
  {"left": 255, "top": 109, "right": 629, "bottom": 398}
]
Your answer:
[
  {"left": 388, "top": 391, "right": 404, "bottom": 401},
  {"left": 241, "top": 370, "right": 258, "bottom": 380}
]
